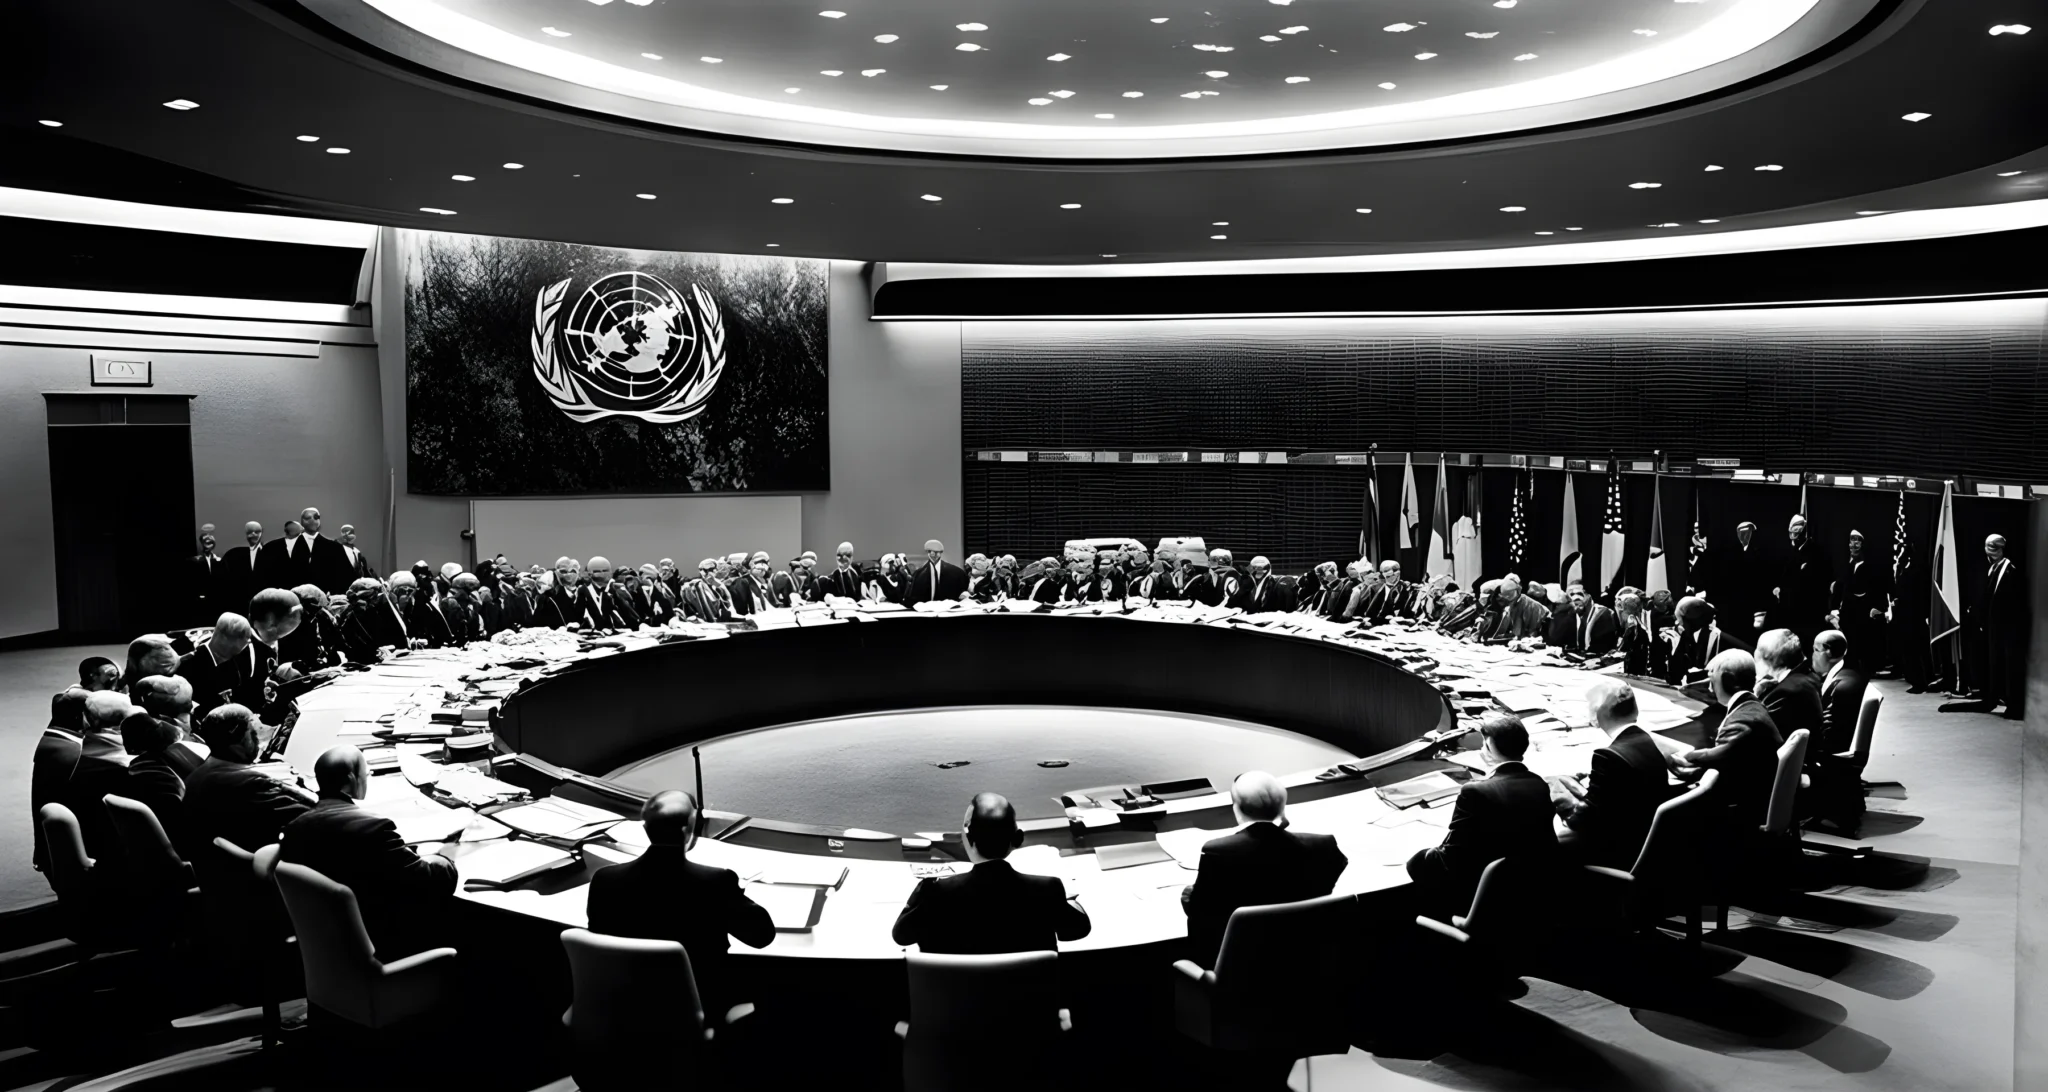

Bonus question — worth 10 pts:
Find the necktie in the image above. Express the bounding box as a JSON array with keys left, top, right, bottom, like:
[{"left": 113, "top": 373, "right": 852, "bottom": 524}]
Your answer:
[
  {"left": 932, "top": 566, "right": 940, "bottom": 600},
  {"left": 1581, "top": 609, "right": 1592, "bottom": 650}
]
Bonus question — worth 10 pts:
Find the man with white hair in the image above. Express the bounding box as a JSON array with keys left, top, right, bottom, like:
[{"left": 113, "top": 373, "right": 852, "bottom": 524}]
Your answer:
[
  {"left": 1553, "top": 679, "right": 1671, "bottom": 867},
  {"left": 1371, "top": 559, "right": 1414, "bottom": 621},
  {"left": 907, "top": 540, "right": 968, "bottom": 605},
  {"left": 656, "top": 558, "right": 682, "bottom": 599},
  {"left": 815, "top": 543, "right": 863, "bottom": 601},
  {"left": 1486, "top": 575, "right": 1551, "bottom": 642},
  {"left": 1180, "top": 771, "right": 1347, "bottom": 967},
  {"left": 1241, "top": 555, "right": 1291, "bottom": 612},
  {"left": 536, "top": 558, "right": 590, "bottom": 628},
  {"left": 1673, "top": 649, "right": 1784, "bottom": 830},
  {"left": 337, "top": 523, "right": 377, "bottom": 582},
  {"left": 728, "top": 551, "right": 776, "bottom": 616},
  {"left": 1969, "top": 532, "right": 2027, "bottom": 719},
  {"left": 1754, "top": 628, "right": 1822, "bottom": 745},
  {"left": 178, "top": 613, "right": 255, "bottom": 718},
  {"left": 1294, "top": 562, "right": 1339, "bottom": 615},
  {"left": 1187, "top": 549, "right": 1242, "bottom": 609}
]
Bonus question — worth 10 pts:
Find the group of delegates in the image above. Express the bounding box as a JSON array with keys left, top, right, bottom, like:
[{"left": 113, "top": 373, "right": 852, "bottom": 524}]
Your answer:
[{"left": 186, "top": 508, "right": 379, "bottom": 621}]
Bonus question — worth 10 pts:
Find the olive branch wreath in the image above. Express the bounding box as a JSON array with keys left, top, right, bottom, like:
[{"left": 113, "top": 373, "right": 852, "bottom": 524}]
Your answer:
[{"left": 529, "top": 277, "right": 727, "bottom": 424}]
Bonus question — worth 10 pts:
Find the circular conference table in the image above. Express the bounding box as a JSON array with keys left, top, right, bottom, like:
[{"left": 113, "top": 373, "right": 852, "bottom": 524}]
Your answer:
[{"left": 281, "top": 606, "right": 1706, "bottom": 1005}]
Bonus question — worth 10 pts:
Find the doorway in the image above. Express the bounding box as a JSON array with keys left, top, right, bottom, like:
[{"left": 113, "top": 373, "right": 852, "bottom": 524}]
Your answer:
[{"left": 46, "top": 394, "right": 196, "bottom": 638}]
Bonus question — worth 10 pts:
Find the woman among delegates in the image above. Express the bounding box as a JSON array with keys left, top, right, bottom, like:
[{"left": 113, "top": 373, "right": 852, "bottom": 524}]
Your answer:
[
  {"left": 280, "top": 744, "right": 458, "bottom": 961},
  {"left": 1064, "top": 551, "right": 1126, "bottom": 604},
  {"left": 892, "top": 793, "right": 1092, "bottom": 955},
  {"left": 1405, "top": 713, "right": 1557, "bottom": 918},
  {"left": 1551, "top": 680, "right": 1673, "bottom": 868},
  {"left": 1179, "top": 771, "right": 1347, "bottom": 968}
]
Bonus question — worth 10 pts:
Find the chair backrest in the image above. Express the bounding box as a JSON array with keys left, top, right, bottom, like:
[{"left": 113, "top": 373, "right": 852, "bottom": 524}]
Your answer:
[
  {"left": 1629, "top": 769, "right": 1719, "bottom": 882},
  {"left": 103, "top": 795, "right": 183, "bottom": 881},
  {"left": 561, "top": 929, "right": 709, "bottom": 1086},
  {"left": 1460, "top": 856, "right": 1562, "bottom": 941},
  {"left": 1847, "top": 691, "right": 1882, "bottom": 766},
  {"left": 252, "top": 843, "right": 282, "bottom": 883},
  {"left": 1211, "top": 892, "right": 1359, "bottom": 994},
  {"left": 1763, "top": 729, "right": 1810, "bottom": 834},
  {"left": 37, "top": 803, "right": 93, "bottom": 897},
  {"left": 904, "top": 950, "right": 1063, "bottom": 1042},
  {"left": 213, "top": 836, "right": 256, "bottom": 869},
  {"left": 273, "top": 861, "right": 381, "bottom": 1023}
]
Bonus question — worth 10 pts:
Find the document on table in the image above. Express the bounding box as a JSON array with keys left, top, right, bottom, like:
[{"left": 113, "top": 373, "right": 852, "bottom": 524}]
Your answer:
[
  {"left": 492, "top": 797, "right": 625, "bottom": 839},
  {"left": 746, "top": 858, "right": 850, "bottom": 888},
  {"left": 459, "top": 841, "right": 575, "bottom": 886},
  {"left": 1156, "top": 826, "right": 1235, "bottom": 869},
  {"left": 745, "top": 883, "right": 826, "bottom": 932}
]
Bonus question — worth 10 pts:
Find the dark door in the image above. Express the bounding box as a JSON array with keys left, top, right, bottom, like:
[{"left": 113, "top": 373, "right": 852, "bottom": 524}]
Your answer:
[{"left": 47, "top": 394, "right": 196, "bottom": 638}]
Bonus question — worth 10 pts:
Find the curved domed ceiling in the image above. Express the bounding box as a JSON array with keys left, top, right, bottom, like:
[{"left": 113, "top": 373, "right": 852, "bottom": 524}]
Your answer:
[{"left": 325, "top": 0, "right": 1840, "bottom": 155}]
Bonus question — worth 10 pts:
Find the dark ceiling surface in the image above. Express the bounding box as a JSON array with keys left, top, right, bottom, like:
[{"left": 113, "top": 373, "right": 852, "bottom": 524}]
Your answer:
[{"left": 6, "top": 0, "right": 2048, "bottom": 265}]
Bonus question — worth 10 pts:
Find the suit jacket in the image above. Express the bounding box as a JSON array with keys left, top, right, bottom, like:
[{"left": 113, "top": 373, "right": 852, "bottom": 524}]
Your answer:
[
  {"left": 31, "top": 704, "right": 85, "bottom": 876},
  {"left": 340, "top": 599, "right": 409, "bottom": 661},
  {"left": 1063, "top": 571, "right": 1125, "bottom": 604},
  {"left": 965, "top": 570, "right": 1008, "bottom": 603},
  {"left": 1665, "top": 624, "right": 1741, "bottom": 685},
  {"left": 1318, "top": 578, "right": 1359, "bottom": 620},
  {"left": 1974, "top": 557, "right": 2029, "bottom": 642},
  {"left": 1777, "top": 540, "right": 1833, "bottom": 629},
  {"left": 1429, "top": 763, "right": 1557, "bottom": 893},
  {"left": 187, "top": 554, "right": 223, "bottom": 622},
  {"left": 179, "top": 755, "right": 315, "bottom": 862},
  {"left": 63, "top": 731, "right": 138, "bottom": 869},
  {"left": 906, "top": 560, "right": 969, "bottom": 605},
  {"left": 891, "top": 858, "right": 1092, "bottom": 955},
  {"left": 1834, "top": 557, "right": 1891, "bottom": 627},
  {"left": 1757, "top": 670, "right": 1823, "bottom": 756},
  {"left": 498, "top": 589, "right": 536, "bottom": 631},
  {"left": 683, "top": 579, "right": 734, "bottom": 622},
  {"left": 217, "top": 546, "right": 259, "bottom": 615},
  {"left": 581, "top": 583, "right": 642, "bottom": 630},
  {"left": 1240, "top": 575, "right": 1295, "bottom": 614},
  {"left": 727, "top": 575, "right": 774, "bottom": 616},
  {"left": 304, "top": 535, "right": 355, "bottom": 596},
  {"left": 1186, "top": 569, "right": 1242, "bottom": 609},
  {"left": 1488, "top": 596, "right": 1550, "bottom": 642},
  {"left": 1819, "top": 665, "right": 1869, "bottom": 756},
  {"left": 1559, "top": 726, "right": 1671, "bottom": 868},
  {"left": 280, "top": 794, "right": 457, "bottom": 959},
  {"left": 628, "top": 583, "right": 675, "bottom": 626},
  {"left": 1552, "top": 603, "right": 1619, "bottom": 653},
  {"left": 585, "top": 844, "right": 775, "bottom": 1010},
  {"left": 767, "top": 570, "right": 801, "bottom": 609},
  {"left": 122, "top": 751, "right": 189, "bottom": 857},
  {"left": 1544, "top": 607, "right": 1580, "bottom": 649},
  {"left": 1181, "top": 822, "right": 1347, "bottom": 966},
  {"left": 279, "top": 610, "right": 345, "bottom": 673},
  {"left": 1019, "top": 573, "right": 1066, "bottom": 605},
  {"left": 1368, "top": 582, "right": 1417, "bottom": 623},
  {"left": 177, "top": 643, "right": 250, "bottom": 718},
  {"left": 254, "top": 536, "right": 314, "bottom": 593},
  {"left": 344, "top": 545, "right": 379, "bottom": 582},
  {"left": 813, "top": 567, "right": 863, "bottom": 602},
  {"left": 437, "top": 596, "right": 488, "bottom": 644},
  {"left": 1682, "top": 693, "right": 1784, "bottom": 829},
  {"left": 1723, "top": 543, "right": 1771, "bottom": 630},
  {"left": 534, "top": 585, "right": 590, "bottom": 629},
  {"left": 405, "top": 595, "right": 457, "bottom": 648}
]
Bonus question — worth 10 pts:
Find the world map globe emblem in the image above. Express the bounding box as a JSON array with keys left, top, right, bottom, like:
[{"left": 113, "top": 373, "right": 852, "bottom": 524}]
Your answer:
[{"left": 530, "top": 269, "right": 728, "bottom": 424}]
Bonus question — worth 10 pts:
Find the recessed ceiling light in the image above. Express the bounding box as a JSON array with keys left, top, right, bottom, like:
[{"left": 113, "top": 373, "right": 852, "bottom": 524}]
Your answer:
[
  {"left": 1632, "top": 29, "right": 1658, "bottom": 36},
  {"left": 1210, "top": 234, "right": 1228, "bottom": 239},
  {"left": 771, "top": 197, "right": 794, "bottom": 204},
  {"left": 642, "top": 52, "right": 663, "bottom": 60},
  {"left": 1534, "top": 231, "right": 1553, "bottom": 235},
  {"left": 784, "top": 87, "right": 801, "bottom": 93},
  {"left": 419, "top": 207, "right": 458, "bottom": 215},
  {"left": 1204, "top": 70, "right": 1229, "bottom": 78},
  {"left": 766, "top": 243, "right": 780, "bottom": 247},
  {"left": 1202, "top": 90, "right": 1220, "bottom": 96},
  {"left": 1754, "top": 164, "right": 1783, "bottom": 171},
  {"left": 1989, "top": 24, "right": 2031, "bottom": 35},
  {"left": 587, "top": 0, "right": 614, "bottom": 6},
  {"left": 326, "top": 147, "right": 350, "bottom": 154},
  {"left": 1494, "top": 0, "right": 1517, "bottom": 7},
  {"left": 821, "top": 69, "right": 843, "bottom": 76},
  {"left": 1286, "top": 76, "right": 1311, "bottom": 84},
  {"left": 874, "top": 34, "right": 899, "bottom": 43},
  {"left": 1466, "top": 31, "right": 1498, "bottom": 39},
  {"left": 819, "top": 9, "right": 845, "bottom": 17},
  {"left": 862, "top": 68, "right": 886, "bottom": 76},
  {"left": 701, "top": 56, "right": 722, "bottom": 63},
  {"left": 1856, "top": 210, "right": 1884, "bottom": 216},
  {"left": 1355, "top": 208, "right": 1372, "bottom": 214},
  {"left": 1048, "top": 53, "right": 1071, "bottom": 61},
  {"left": 1094, "top": 113, "right": 1115, "bottom": 119},
  {"left": 1653, "top": 222, "right": 1681, "bottom": 228},
  {"left": 636, "top": 193, "right": 656, "bottom": 200},
  {"left": 957, "top": 22, "right": 987, "bottom": 31},
  {"left": 1180, "top": 91, "right": 1204, "bottom": 99},
  {"left": 1280, "top": 26, "right": 1308, "bottom": 34},
  {"left": 1703, "top": 164, "right": 1724, "bottom": 171},
  {"left": 1514, "top": 53, "right": 1538, "bottom": 60},
  {"left": 503, "top": 162, "right": 524, "bottom": 169},
  {"left": 540, "top": 27, "right": 570, "bottom": 37},
  {"left": 1051, "top": 90, "right": 1075, "bottom": 98},
  {"left": 296, "top": 134, "right": 319, "bottom": 142},
  {"left": 930, "top": 84, "right": 949, "bottom": 90},
  {"left": 1101, "top": 254, "right": 1118, "bottom": 258},
  {"left": 1270, "top": 0, "right": 1295, "bottom": 5},
  {"left": 1028, "top": 97, "right": 1053, "bottom": 105},
  {"left": 1628, "top": 181, "right": 1662, "bottom": 189},
  {"left": 1901, "top": 111, "right": 1931, "bottom": 122},
  {"left": 1997, "top": 170, "right": 2023, "bottom": 177},
  {"left": 921, "top": 194, "right": 942, "bottom": 201},
  {"left": 1213, "top": 221, "right": 1230, "bottom": 226},
  {"left": 1414, "top": 52, "right": 1438, "bottom": 59},
  {"left": 1123, "top": 91, "right": 1145, "bottom": 98},
  {"left": 451, "top": 174, "right": 475, "bottom": 181},
  {"left": 1377, "top": 81, "right": 1396, "bottom": 89},
  {"left": 1500, "top": 206, "right": 1526, "bottom": 212},
  {"left": 1565, "top": 226, "right": 1583, "bottom": 230},
  {"left": 1383, "top": 22, "right": 1416, "bottom": 32},
  {"left": 1151, "top": 17, "right": 1169, "bottom": 24},
  {"left": 955, "top": 42, "right": 983, "bottom": 51},
  {"left": 1260, "top": 35, "right": 1281, "bottom": 42},
  {"left": 1699, "top": 219, "right": 1720, "bottom": 223},
  {"left": 162, "top": 99, "right": 200, "bottom": 110},
  {"left": 1060, "top": 203, "right": 1082, "bottom": 209},
  {"left": 37, "top": 119, "right": 62, "bottom": 127}
]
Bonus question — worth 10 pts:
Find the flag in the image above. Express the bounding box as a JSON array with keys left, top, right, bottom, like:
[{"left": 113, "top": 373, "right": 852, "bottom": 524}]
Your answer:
[
  {"left": 1645, "top": 475, "right": 1670, "bottom": 598},
  {"left": 1453, "top": 467, "right": 1484, "bottom": 587},
  {"left": 1508, "top": 470, "right": 1529, "bottom": 567},
  {"left": 1425, "top": 455, "right": 1454, "bottom": 581},
  {"left": 1930, "top": 479, "right": 1961, "bottom": 649},
  {"left": 1599, "top": 459, "right": 1626, "bottom": 594},
  {"left": 1687, "top": 489, "right": 1705, "bottom": 592},
  {"left": 1892, "top": 488, "right": 1910, "bottom": 587},
  {"left": 1359, "top": 449, "right": 1381, "bottom": 564},
  {"left": 1558, "top": 472, "right": 1582, "bottom": 587},
  {"left": 1399, "top": 453, "right": 1420, "bottom": 550},
  {"left": 1798, "top": 476, "right": 1810, "bottom": 519}
]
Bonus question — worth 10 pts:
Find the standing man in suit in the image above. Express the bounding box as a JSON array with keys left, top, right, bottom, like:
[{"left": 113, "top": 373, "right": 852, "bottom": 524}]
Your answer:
[
  {"left": 1889, "top": 540, "right": 1934, "bottom": 693},
  {"left": 1970, "top": 534, "right": 2029, "bottom": 720},
  {"left": 907, "top": 540, "right": 968, "bottom": 606},
  {"left": 892, "top": 793, "right": 1092, "bottom": 954},
  {"left": 1186, "top": 549, "right": 1242, "bottom": 608},
  {"left": 1240, "top": 556, "right": 1293, "bottom": 613},
  {"left": 336, "top": 524, "right": 377, "bottom": 582},
  {"left": 255, "top": 519, "right": 313, "bottom": 593},
  {"left": 1754, "top": 628, "right": 1823, "bottom": 745},
  {"left": 1406, "top": 714, "right": 1557, "bottom": 917},
  {"left": 297, "top": 508, "right": 354, "bottom": 595},
  {"left": 281, "top": 745, "right": 457, "bottom": 960},
  {"left": 219, "top": 522, "right": 264, "bottom": 614},
  {"left": 1673, "top": 650, "right": 1784, "bottom": 831},
  {"left": 1553, "top": 680, "right": 1674, "bottom": 868},
  {"left": 1723, "top": 521, "right": 1768, "bottom": 640},
  {"left": 586, "top": 790, "right": 775, "bottom": 1014},
  {"left": 1180, "top": 771, "right": 1347, "bottom": 967},
  {"left": 727, "top": 552, "right": 776, "bottom": 616},
  {"left": 1833, "top": 531, "right": 1889, "bottom": 673},
  {"left": 1773, "top": 515, "right": 1832, "bottom": 650},
  {"left": 189, "top": 524, "right": 222, "bottom": 624}
]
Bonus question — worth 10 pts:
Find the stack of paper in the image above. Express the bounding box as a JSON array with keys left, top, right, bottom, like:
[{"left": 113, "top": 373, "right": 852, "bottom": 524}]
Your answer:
[{"left": 459, "top": 841, "right": 575, "bottom": 886}]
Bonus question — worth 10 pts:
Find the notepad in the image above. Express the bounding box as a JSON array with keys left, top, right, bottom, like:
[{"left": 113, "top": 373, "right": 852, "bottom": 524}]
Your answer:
[
  {"left": 745, "top": 883, "right": 826, "bottom": 932},
  {"left": 1376, "top": 771, "right": 1465, "bottom": 809},
  {"left": 459, "top": 841, "right": 576, "bottom": 886},
  {"left": 1094, "top": 840, "right": 1175, "bottom": 870}
]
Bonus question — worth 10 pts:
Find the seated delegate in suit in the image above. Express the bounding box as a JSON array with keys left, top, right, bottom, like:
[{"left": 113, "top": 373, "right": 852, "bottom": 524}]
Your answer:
[
  {"left": 892, "top": 793, "right": 1092, "bottom": 954},
  {"left": 534, "top": 557, "right": 590, "bottom": 628},
  {"left": 244, "top": 588, "right": 307, "bottom": 719},
  {"left": 1672, "top": 650, "right": 1784, "bottom": 832},
  {"left": 279, "top": 584, "right": 346, "bottom": 674},
  {"left": 33, "top": 658, "right": 119, "bottom": 878},
  {"left": 280, "top": 745, "right": 457, "bottom": 960},
  {"left": 59, "top": 692, "right": 140, "bottom": 871},
  {"left": 1368, "top": 560, "right": 1416, "bottom": 622},
  {"left": 1551, "top": 679, "right": 1673, "bottom": 868},
  {"left": 906, "top": 540, "right": 969, "bottom": 605},
  {"left": 1753, "top": 628, "right": 1823, "bottom": 747},
  {"left": 1292, "top": 562, "right": 1339, "bottom": 616},
  {"left": 124, "top": 634, "right": 181, "bottom": 697},
  {"left": 1328, "top": 567, "right": 1380, "bottom": 624},
  {"left": 866, "top": 553, "right": 911, "bottom": 605},
  {"left": 341, "top": 574, "right": 425, "bottom": 660},
  {"left": 813, "top": 543, "right": 865, "bottom": 602},
  {"left": 1185, "top": 549, "right": 1243, "bottom": 609},
  {"left": 128, "top": 673, "right": 208, "bottom": 782},
  {"left": 114, "top": 698, "right": 193, "bottom": 854},
  {"left": 586, "top": 790, "right": 775, "bottom": 1012},
  {"left": 1064, "top": 552, "right": 1126, "bottom": 604},
  {"left": 1483, "top": 577, "right": 1550, "bottom": 644},
  {"left": 1806, "top": 629, "right": 1869, "bottom": 831},
  {"left": 1017, "top": 558, "right": 1067, "bottom": 605},
  {"left": 1180, "top": 771, "right": 1348, "bottom": 968},
  {"left": 1664, "top": 596, "right": 1745, "bottom": 686},
  {"left": 181, "top": 704, "right": 317, "bottom": 865},
  {"left": 1239, "top": 556, "right": 1294, "bottom": 613},
  {"left": 436, "top": 572, "right": 491, "bottom": 644},
  {"left": 1614, "top": 592, "right": 1661, "bottom": 677},
  {"left": 1558, "top": 580, "right": 1621, "bottom": 655},
  {"left": 629, "top": 564, "right": 675, "bottom": 624},
  {"left": 963, "top": 554, "right": 1006, "bottom": 603},
  {"left": 1406, "top": 713, "right": 1557, "bottom": 917},
  {"left": 727, "top": 552, "right": 777, "bottom": 616},
  {"left": 682, "top": 559, "right": 736, "bottom": 621},
  {"left": 1436, "top": 588, "right": 1482, "bottom": 637},
  {"left": 178, "top": 613, "right": 255, "bottom": 718}
]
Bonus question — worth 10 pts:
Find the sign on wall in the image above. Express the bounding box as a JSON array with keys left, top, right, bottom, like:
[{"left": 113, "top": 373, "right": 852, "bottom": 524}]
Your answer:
[{"left": 401, "top": 230, "right": 828, "bottom": 496}]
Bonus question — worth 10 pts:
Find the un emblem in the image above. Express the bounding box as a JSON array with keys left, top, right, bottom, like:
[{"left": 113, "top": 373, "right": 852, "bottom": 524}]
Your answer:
[{"left": 529, "top": 271, "right": 726, "bottom": 424}]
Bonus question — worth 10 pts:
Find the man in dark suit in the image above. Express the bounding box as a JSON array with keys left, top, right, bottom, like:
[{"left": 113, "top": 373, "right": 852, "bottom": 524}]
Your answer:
[
  {"left": 535, "top": 558, "right": 591, "bottom": 628},
  {"left": 680, "top": 560, "right": 733, "bottom": 621},
  {"left": 218, "top": 522, "right": 264, "bottom": 615},
  {"left": 906, "top": 540, "right": 969, "bottom": 606},
  {"left": 1064, "top": 553, "right": 1126, "bottom": 604},
  {"left": 178, "top": 614, "right": 255, "bottom": 718},
  {"left": 244, "top": 589, "right": 306, "bottom": 719},
  {"left": 1674, "top": 650, "right": 1784, "bottom": 832},
  {"left": 188, "top": 524, "right": 223, "bottom": 624},
  {"left": 297, "top": 508, "right": 356, "bottom": 596},
  {"left": 401, "top": 574, "right": 457, "bottom": 647},
  {"left": 628, "top": 564, "right": 676, "bottom": 623},
  {"left": 1185, "top": 549, "right": 1243, "bottom": 608},
  {"left": 1889, "top": 543, "right": 1933, "bottom": 692},
  {"left": 496, "top": 573, "right": 538, "bottom": 631},
  {"left": 964, "top": 555, "right": 1007, "bottom": 603},
  {"left": 892, "top": 793, "right": 1092, "bottom": 954},
  {"left": 1665, "top": 596, "right": 1745, "bottom": 686},
  {"left": 32, "top": 658, "right": 120, "bottom": 879},
  {"left": 59, "top": 692, "right": 139, "bottom": 871},
  {"left": 1807, "top": 629, "right": 1869, "bottom": 831},
  {"left": 179, "top": 704, "right": 318, "bottom": 883},
  {"left": 1405, "top": 714, "right": 1557, "bottom": 917},
  {"left": 814, "top": 543, "right": 865, "bottom": 602},
  {"left": 1554, "top": 580, "right": 1620, "bottom": 654},
  {"left": 1754, "top": 628, "right": 1823, "bottom": 746},
  {"left": 1240, "top": 556, "right": 1294, "bottom": 614},
  {"left": 1722, "top": 521, "right": 1769, "bottom": 640},
  {"left": 336, "top": 524, "right": 378, "bottom": 583},
  {"left": 1367, "top": 560, "right": 1417, "bottom": 622},
  {"left": 279, "top": 585, "right": 345, "bottom": 673},
  {"left": 432, "top": 573, "right": 487, "bottom": 643},
  {"left": 727, "top": 552, "right": 777, "bottom": 617},
  {"left": 1772, "top": 515, "right": 1833, "bottom": 650},
  {"left": 1180, "top": 771, "right": 1347, "bottom": 967},
  {"left": 586, "top": 790, "right": 774, "bottom": 1013},
  {"left": 1485, "top": 577, "right": 1550, "bottom": 643},
  {"left": 281, "top": 745, "right": 457, "bottom": 960},
  {"left": 1833, "top": 531, "right": 1890, "bottom": 673},
  {"left": 116, "top": 703, "right": 192, "bottom": 853},
  {"left": 255, "top": 519, "right": 314, "bottom": 593},
  {"left": 1294, "top": 563, "right": 1340, "bottom": 616},
  {"left": 127, "top": 673, "right": 207, "bottom": 782},
  {"left": 578, "top": 558, "right": 642, "bottom": 630},
  {"left": 1553, "top": 680, "right": 1673, "bottom": 868},
  {"left": 341, "top": 575, "right": 414, "bottom": 659},
  {"left": 1970, "top": 534, "right": 2028, "bottom": 720}
]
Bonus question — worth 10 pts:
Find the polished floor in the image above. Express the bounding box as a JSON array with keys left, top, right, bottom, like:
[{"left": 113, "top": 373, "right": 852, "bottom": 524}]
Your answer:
[
  {"left": 607, "top": 706, "right": 1356, "bottom": 834},
  {"left": 0, "top": 644, "right": 2022, "bottom": 1091}
]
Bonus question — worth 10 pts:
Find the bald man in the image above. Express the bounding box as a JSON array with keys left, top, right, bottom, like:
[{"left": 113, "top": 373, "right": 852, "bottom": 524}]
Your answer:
[
  {"left": 178, "top": 613, "right": 256, "bottom": 718},
  {"left": 892, "top": 793, "right": 1090, "bottom": 955},
  {"left": 905, "top": 540, "right": 967, "bottom": 606},
  {"left": 586, "top": 790, "right": 774, "bottom": 1015},
  {"left": 280, "top": 745, "right": 456, "bottom": 960},
  {"left": 1673, "top": 650, "right": 1784, "bottom": 830},
  {"left": 1180, "top": 771, "right": 1347, "bottom": 967},
  {"left": 1553, "top": 680, "right": 1673, "bottom": 868}
]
